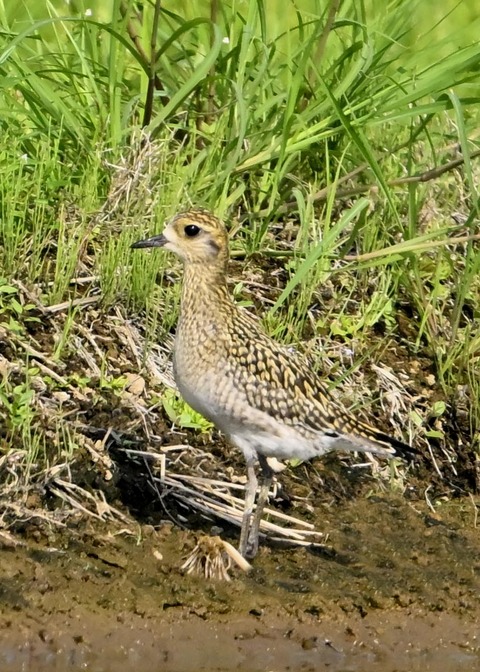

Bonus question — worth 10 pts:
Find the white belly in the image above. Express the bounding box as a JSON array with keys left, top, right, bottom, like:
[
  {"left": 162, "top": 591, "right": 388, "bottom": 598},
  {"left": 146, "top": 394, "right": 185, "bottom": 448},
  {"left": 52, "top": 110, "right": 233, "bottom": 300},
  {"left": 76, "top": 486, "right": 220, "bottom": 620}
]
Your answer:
[{"left": 173, "top": 348, "right": 348, "bottom": 465}]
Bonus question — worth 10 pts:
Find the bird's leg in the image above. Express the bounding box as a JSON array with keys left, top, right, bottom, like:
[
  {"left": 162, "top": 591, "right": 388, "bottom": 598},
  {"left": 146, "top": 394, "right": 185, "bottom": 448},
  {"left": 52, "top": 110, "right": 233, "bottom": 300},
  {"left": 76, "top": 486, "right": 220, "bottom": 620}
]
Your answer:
[
  {"left": 245, "top": 454, "right": 273, "bottom": 559},
  {"left": 238, "top": 460, "right": 258, "bottom": 558}
]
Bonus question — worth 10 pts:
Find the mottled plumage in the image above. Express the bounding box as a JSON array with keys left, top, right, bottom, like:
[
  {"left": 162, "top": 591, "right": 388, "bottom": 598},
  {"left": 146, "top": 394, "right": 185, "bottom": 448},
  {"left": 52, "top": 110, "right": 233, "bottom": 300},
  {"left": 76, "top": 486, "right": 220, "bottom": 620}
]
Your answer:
[{"left": 132, "top": 208, "right": 414, "bottom": 559}]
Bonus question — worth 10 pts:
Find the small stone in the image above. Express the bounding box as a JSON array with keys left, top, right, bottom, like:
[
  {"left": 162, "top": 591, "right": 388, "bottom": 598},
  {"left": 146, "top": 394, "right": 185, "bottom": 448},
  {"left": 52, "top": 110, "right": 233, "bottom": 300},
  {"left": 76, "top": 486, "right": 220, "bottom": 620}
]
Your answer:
[{"left": 124, "top": 372, "right": 145, "bottom": 396}]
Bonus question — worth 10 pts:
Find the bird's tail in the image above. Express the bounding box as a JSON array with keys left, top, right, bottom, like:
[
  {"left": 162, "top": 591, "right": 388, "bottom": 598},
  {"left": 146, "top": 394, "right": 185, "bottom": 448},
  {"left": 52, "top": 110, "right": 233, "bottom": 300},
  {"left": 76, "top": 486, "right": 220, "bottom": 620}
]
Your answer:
[{"left": 332, "top": 412, "right": 416, "bottom": 461}]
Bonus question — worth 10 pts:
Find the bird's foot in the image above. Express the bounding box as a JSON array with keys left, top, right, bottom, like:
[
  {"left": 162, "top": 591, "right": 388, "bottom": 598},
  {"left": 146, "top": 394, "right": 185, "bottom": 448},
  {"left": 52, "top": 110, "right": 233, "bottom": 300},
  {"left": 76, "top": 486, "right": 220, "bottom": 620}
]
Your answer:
[
  {"left": 244, "top": 532, "right": 259, "bottom": 560},
  {"left": 238, "top": 518, "right": 260, "bottom": 559},
  {"left": 238, "top": 510, "right": 252, "bottom": 559}
]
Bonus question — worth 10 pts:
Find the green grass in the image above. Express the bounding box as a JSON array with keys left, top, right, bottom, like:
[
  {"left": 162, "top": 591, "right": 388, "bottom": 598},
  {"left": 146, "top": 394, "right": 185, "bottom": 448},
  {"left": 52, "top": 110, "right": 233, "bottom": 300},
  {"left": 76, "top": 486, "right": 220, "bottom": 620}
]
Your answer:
[{"left": 0, "top": 0, "right": 479, "bottom": 504}]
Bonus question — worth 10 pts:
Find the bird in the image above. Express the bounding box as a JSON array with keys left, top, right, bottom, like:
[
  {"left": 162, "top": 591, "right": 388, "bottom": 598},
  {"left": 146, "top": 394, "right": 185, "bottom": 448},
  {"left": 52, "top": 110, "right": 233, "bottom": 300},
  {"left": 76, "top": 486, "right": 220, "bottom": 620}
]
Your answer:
[{"left": 132, "top": 208, "right": 415, "bottom": 559}]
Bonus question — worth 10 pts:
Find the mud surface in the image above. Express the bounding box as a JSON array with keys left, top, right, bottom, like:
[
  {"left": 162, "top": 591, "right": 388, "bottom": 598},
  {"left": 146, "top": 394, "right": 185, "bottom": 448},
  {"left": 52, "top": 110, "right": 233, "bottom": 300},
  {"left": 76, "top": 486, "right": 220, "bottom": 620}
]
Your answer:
[{"left": 1, "top": 494, "right": 479, "bottom": 671}]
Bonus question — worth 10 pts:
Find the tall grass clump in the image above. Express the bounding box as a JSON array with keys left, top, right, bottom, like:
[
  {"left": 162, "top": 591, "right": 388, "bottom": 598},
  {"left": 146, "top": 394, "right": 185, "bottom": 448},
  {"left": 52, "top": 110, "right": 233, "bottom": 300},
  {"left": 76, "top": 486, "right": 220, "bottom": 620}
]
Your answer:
[{"left": 0, "top": 0, "right": 479, "bottom": 504}]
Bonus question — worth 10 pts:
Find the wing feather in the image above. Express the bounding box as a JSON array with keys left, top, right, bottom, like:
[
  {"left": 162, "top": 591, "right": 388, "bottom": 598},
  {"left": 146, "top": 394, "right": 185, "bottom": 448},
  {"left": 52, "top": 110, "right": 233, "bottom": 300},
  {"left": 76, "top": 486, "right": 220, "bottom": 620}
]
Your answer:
[{"left": 226, "top": 331, "right": 414, "bottom": 459}]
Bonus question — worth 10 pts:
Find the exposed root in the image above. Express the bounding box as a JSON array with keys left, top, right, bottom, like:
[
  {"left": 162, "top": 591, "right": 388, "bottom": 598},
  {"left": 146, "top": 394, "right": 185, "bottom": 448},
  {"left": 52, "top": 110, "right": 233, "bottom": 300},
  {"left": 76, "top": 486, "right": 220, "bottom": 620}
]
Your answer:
[{"left": 181, "top": 535, "right": 252, "bottom": 581}]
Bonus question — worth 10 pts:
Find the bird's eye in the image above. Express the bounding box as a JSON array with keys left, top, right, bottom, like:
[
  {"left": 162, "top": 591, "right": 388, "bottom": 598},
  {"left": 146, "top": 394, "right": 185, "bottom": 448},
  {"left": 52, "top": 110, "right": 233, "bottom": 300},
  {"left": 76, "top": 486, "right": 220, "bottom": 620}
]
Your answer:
[{"left": 184, "top": 224, "right": 201, "bottom": 237}]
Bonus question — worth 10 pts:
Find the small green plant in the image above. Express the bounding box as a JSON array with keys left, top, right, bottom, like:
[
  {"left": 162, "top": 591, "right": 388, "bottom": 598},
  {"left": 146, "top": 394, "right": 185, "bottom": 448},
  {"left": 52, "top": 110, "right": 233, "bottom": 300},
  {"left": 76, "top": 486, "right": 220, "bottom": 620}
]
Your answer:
[
  {"left": 410, "top": 400, "right": 448, "bottom": 442},
  {"left": 161, "top": 388, "right": 213, "bottom": 432},
  {"left": 99, "top": 374, "right": 129, "bottom": 392},
  {"left": 0, "top": 279, "right": 40, "bottom": 334},
  {"left": 0, "top": 377, "right": 36, "bottom": 433},
  {"left": 68, "top": 372, "right": 92, "bottom": 389},
  {"left": 0, "top": 366, "right": 43, "bottom": 477}
]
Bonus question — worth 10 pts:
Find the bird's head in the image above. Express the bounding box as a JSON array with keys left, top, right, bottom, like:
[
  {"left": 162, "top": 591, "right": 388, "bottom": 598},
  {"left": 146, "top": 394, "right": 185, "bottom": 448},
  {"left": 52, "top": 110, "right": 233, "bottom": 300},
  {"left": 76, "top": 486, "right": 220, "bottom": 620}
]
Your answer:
[{"left": 131, "top": 208, "right": 229, "bottom": 267}]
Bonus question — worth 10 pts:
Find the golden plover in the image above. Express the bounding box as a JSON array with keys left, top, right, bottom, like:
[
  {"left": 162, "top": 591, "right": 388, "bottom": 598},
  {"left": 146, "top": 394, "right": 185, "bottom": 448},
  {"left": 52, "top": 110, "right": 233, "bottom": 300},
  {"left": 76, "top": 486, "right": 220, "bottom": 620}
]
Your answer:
[{"left": 132, "top": 209, "right": 414, "bottom": 559}]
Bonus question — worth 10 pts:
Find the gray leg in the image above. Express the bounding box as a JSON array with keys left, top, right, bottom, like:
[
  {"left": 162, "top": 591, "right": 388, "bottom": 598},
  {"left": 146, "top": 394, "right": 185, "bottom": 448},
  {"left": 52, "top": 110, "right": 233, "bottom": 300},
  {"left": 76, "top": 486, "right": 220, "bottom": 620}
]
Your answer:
[
  {"left": 239, "top": 460, "right": 258, "bottom": 558},
  {"left": 245, "top": 455, "right": 273, "bottom": 559}
]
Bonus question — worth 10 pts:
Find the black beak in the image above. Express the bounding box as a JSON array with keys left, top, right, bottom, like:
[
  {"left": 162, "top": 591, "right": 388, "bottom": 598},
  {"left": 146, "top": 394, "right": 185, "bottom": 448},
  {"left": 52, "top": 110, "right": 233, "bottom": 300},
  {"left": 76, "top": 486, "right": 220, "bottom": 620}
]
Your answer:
[{"left": 131, "top": 233, "right": 167, "bottom": 249}]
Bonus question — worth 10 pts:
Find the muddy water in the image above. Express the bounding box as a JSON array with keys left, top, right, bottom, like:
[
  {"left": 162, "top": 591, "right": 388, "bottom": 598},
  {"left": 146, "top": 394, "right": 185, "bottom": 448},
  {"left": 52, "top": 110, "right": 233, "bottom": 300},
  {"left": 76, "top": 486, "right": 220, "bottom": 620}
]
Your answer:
[
  {"left": 0, "top": 495, "right": 479, "bottom": 671},
  {"left": 0, "top": 612, "right": 478, "bottom": 672}
]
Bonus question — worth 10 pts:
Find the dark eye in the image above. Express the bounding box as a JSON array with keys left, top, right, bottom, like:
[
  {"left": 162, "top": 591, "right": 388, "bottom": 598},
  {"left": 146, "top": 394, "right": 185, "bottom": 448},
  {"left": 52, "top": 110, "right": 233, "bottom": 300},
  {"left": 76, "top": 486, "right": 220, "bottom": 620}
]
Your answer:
[{"left": 184, "top": 224, "right": 201, "bottom": 237}]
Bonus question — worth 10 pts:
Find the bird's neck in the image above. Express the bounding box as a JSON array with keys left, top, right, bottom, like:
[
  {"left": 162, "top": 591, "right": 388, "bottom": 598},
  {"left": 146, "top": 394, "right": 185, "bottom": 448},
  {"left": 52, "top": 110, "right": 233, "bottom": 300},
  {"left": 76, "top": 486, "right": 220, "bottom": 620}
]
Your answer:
[{"left": 180, "top": 261, "right": 233, "bottom": 314}]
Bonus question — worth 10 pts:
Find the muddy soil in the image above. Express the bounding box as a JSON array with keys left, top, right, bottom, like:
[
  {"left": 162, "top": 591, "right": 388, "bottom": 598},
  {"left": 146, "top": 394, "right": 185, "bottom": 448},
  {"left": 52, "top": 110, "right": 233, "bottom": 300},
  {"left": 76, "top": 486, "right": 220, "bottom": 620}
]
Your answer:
[{"left": 0, "top": 493, "right": 479, "bottom": 672}]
